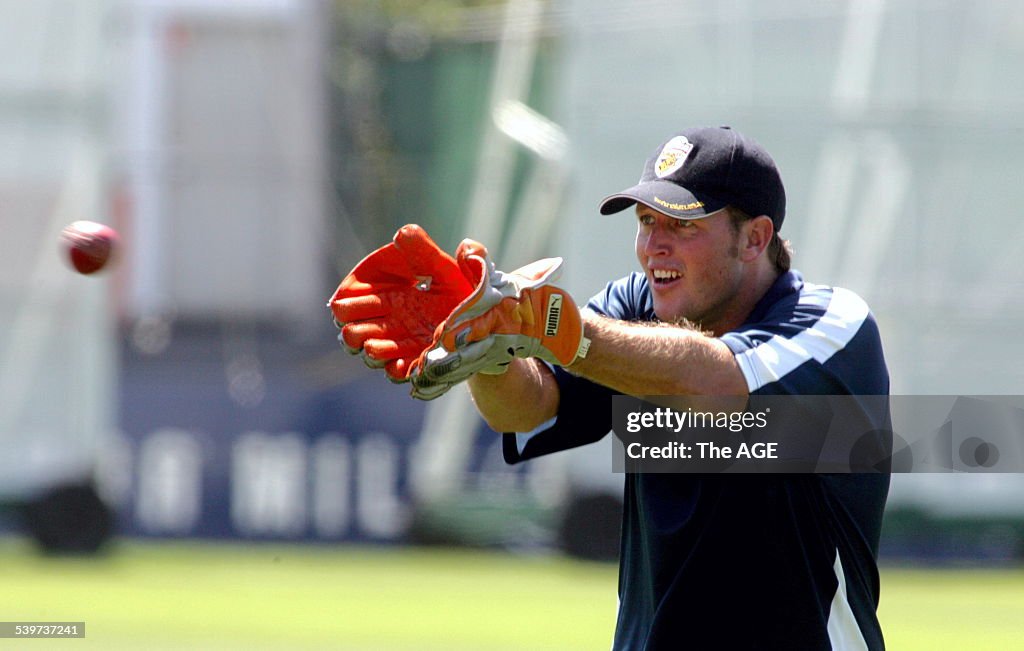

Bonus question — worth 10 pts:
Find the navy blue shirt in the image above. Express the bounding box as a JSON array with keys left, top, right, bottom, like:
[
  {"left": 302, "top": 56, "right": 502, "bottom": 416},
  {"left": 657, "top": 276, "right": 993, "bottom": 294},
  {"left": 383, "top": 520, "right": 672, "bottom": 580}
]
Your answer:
[{"left": 503, "top": 270, "right": 890, "bottom": 650}]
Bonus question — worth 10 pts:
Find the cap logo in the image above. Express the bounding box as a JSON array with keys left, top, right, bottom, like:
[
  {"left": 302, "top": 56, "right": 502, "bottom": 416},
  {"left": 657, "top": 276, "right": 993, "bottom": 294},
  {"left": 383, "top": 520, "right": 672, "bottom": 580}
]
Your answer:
[{"left": 654, "top": 136, "right": 694, "bottom": 178}]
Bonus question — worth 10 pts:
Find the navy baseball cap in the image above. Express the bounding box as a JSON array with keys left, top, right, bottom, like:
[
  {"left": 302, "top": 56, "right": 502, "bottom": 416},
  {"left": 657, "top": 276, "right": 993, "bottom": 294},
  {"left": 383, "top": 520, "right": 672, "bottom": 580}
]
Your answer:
[{"left": 599, "top": 126, "right": 787, "bottom": 232}]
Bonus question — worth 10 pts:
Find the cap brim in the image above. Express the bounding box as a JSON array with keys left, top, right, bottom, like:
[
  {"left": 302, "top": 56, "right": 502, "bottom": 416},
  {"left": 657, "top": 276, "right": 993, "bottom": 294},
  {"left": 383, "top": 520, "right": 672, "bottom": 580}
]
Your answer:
[{"left": 598, "top": 180, "right": 727, "bottom": 220}]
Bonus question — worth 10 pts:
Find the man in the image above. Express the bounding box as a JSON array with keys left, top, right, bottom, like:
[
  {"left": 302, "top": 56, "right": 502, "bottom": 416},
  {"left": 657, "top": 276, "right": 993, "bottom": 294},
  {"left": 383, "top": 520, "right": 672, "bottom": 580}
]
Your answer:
[{"left": 333, "top": 126, "right": 890, "bottom": 649}]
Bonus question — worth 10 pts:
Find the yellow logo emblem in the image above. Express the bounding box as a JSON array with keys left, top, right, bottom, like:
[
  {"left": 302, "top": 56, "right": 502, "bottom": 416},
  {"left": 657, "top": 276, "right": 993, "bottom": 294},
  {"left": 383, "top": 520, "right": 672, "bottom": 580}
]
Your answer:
[{"left": 656, "top": 153, "right": 679, "bottom": 176}]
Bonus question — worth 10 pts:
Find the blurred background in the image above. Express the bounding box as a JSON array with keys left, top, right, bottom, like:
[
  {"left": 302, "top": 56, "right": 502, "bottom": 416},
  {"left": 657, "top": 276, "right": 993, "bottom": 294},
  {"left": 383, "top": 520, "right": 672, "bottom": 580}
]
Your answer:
[{"left": 1, "top": 0, "right": 1024, "bottom": 648}]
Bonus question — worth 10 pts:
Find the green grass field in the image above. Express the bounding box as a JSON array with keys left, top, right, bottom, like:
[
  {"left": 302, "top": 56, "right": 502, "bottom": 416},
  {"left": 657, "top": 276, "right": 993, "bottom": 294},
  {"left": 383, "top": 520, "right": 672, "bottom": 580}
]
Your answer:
[{"left": 1, "top": 538, "right": 1022, "bottom": 650}]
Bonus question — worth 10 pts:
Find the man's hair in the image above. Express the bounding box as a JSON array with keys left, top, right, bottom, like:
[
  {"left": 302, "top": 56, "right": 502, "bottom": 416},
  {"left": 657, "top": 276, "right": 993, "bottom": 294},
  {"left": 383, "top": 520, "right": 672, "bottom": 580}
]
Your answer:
[{"left": 727, "top": 206, "right": 792, "bottom": 272}]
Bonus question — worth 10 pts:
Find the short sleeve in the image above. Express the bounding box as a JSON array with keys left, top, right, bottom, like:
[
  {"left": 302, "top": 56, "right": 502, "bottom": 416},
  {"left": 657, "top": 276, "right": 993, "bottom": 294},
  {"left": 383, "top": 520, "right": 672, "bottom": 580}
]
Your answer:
[
  {"left": 502, "top": 366, "right": 616, "bottom": 463},
  {"left": 720, "top": 285, "right": 888, "bottom": 396}
]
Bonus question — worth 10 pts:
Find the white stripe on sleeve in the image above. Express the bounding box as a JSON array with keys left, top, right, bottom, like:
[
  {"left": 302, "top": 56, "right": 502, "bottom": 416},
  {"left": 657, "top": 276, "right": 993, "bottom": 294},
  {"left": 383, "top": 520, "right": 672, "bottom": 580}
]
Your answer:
[{"left": 733, "top": 287, "right": 870, "bottom": 392}]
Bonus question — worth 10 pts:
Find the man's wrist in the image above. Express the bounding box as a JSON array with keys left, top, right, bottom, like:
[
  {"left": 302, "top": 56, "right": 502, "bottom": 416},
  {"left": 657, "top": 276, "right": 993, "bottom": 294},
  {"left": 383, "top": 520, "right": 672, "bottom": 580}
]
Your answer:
[{"left": 563, "top": 308, "right": 598, "bottom": 371}]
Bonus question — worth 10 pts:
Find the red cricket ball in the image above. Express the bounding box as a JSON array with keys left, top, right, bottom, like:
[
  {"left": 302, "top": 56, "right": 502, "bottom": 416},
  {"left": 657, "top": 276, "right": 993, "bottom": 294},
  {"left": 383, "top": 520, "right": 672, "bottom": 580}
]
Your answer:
[{"left": 60, "top": 221, "right": 120, "bottom": 275}]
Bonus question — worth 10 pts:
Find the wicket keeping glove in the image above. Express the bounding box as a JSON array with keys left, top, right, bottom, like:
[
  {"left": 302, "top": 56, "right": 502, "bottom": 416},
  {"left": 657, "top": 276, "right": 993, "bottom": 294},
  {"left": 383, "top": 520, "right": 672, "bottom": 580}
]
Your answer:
[
  {"left": 409, "top": 240, "right": 590, "bottom": 400},
  {"left": 329, "top": 224, "right": 474, "bottom": 382}
]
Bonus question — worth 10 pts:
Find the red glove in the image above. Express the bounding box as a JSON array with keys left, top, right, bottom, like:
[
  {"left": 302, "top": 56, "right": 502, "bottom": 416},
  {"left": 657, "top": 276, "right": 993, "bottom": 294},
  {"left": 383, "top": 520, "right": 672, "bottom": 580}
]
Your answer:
[
  {"left": 407, "top": 239, "right": 590, "bottom": 400},
  {"left": 329, "top": 224, "right": 474, "bottom": 381}
]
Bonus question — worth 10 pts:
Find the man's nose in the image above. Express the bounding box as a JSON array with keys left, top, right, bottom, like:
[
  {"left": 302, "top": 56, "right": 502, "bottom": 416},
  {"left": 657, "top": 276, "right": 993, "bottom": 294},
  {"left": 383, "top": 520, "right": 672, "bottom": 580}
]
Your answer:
[{"left": 643, "top": 227, "right": 672, "bottom": 257}]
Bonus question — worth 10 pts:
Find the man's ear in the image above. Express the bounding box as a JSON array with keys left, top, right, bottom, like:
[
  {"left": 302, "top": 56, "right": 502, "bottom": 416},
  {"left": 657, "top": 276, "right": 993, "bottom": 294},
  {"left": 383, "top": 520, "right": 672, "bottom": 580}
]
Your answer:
[{"left": 739, "top": 215, "right": 774, "bottom": 262}]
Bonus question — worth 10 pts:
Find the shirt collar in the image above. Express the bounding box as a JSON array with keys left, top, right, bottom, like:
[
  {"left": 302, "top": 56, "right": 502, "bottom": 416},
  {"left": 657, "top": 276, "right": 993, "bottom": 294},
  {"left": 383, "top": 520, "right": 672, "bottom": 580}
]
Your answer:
[{"left": 740, "top": 269, "right": 803, "bottom": 327}]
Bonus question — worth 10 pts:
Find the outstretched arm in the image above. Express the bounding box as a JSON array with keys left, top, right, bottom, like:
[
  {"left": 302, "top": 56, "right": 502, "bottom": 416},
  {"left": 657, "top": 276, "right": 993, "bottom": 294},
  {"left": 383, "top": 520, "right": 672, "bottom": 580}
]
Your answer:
[
  {"left": 570, "top": 312, "right": 748, "bottom": 397},
  {"left": 467, "top": 311, "right": 748, "bottom": 433},
  {"left": 329, "top": 224, "right": 748, "bottom": 411}
]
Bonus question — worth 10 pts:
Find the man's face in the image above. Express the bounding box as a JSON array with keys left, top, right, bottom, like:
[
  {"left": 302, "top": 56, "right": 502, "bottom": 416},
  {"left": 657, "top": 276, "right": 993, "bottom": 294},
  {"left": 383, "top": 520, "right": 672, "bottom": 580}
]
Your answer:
[{"left": 634, "top": 204, "right": 745, "bottom": 328}]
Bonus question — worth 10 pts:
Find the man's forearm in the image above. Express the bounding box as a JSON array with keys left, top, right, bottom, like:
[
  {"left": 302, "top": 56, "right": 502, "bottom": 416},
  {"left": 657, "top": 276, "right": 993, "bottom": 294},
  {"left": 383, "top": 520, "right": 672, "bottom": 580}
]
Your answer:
[
  {"left": 466, "top": 313, "right": 747, "bottom": 433},
  {"left": 567, "top": 312, "right": 748, "bottom": 397},
  {"left": 467, "top": 358, "right": 559, "bottom": 433}
]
